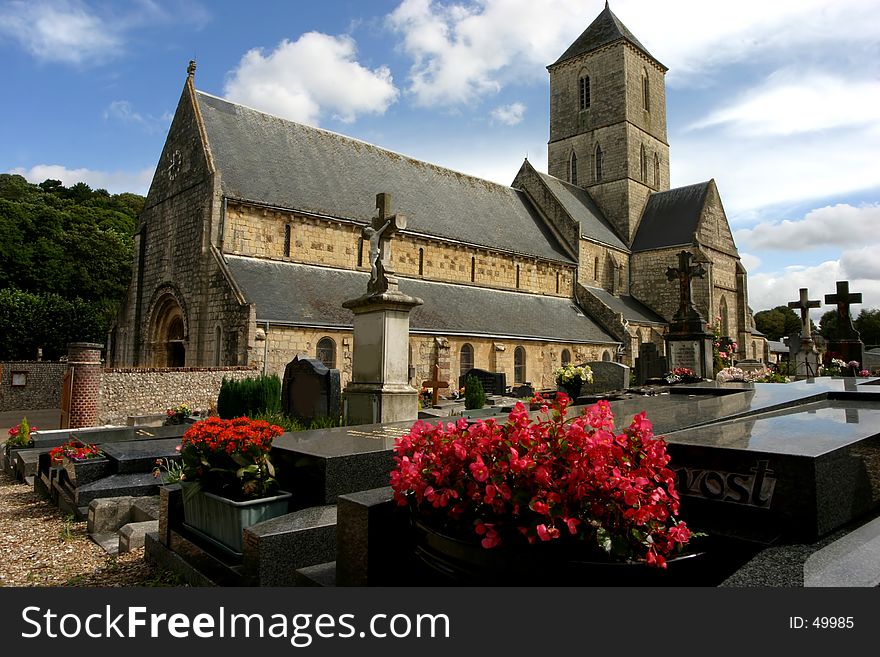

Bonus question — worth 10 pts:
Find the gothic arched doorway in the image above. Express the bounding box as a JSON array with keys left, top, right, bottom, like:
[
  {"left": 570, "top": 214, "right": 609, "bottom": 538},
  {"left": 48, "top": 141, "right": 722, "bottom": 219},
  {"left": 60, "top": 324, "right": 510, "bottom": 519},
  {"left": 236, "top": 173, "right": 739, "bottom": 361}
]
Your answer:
[{"left": 149, "top": 293, "right": 187, "bottom": 367}]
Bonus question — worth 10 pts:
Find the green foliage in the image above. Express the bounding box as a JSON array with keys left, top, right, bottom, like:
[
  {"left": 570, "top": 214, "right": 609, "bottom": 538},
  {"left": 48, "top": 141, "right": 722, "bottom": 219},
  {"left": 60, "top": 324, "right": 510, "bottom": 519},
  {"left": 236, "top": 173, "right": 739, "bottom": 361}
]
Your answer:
[
  {"left": 819, "top": 310, "right": 840, "bottom": 342},
  {"left": 6, "top": 416, "right": 30, "bottom": 447},
  {"left": 216, "top": 374, "right": 282, "bottom": 419},
  {"left": 0, "top": 174, "right": 143, "bottom": 359},
  {"left": 754, "top": 306, "right": 803, "bottom": 341},
  {"left": 250, "top": 409, "right": 343, "bottom": 432},
  {"left": 464, "top": 375, "right": 486, "bottom": 410},
  {"left": 855, "top": 309, "right": 880, "bottom": 348}
]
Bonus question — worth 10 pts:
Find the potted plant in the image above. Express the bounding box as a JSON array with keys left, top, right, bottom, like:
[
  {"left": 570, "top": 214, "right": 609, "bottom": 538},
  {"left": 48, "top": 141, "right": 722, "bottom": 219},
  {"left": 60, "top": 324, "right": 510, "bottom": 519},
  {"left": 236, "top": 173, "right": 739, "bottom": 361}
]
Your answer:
[
  {"left": 554, "top": 363, "right": 593, "bottom": 400},
  {"left": 164, "top": 403, "right": 192, "bottom": 425},
  {"left": 391, "top": 394, "right": 698, "bottom": 584},
  {"left": 54, "top": 440, "right": 109, "bottom": 487},
  {"left": 665, "top": 367, "right": 701, "bottom": 384},
  {"left": 177, "top": 416, "right": 290, "bottom": 554},
  {"left": 4, "top": 417, "right": 36, "bottom": 473}
]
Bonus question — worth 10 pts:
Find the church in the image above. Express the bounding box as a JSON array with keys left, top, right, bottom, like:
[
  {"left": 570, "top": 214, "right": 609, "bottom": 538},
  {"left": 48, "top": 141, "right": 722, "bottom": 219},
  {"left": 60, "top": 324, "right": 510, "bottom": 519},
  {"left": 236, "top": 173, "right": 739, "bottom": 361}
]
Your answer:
[{"left": 110, "top": 3, "right": 765, "bottom": 391}]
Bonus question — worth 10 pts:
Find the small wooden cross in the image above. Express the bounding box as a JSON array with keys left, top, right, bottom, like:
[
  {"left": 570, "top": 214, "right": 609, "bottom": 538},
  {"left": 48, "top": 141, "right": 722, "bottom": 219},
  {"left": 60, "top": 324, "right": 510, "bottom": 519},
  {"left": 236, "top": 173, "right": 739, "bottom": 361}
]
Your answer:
[
  {"left": 421, "top": 364, "right": 449, "bottom": 406},
  {"left": 825, "top": 280, "right": 862, "bottom": 339},
  {"left": 787, "top": 288, "right": 820, "bottom": 338}
]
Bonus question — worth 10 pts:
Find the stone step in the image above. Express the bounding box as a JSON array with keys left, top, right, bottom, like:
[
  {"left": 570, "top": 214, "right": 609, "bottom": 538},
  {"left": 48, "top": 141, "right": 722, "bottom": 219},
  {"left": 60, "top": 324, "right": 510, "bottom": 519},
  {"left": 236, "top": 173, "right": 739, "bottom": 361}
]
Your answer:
[
  {"left": 131, "top": 496, "right": 160, "bottom": 522},
  {"left": 804, "top": 516, "right": 880, "bottom": 587},
  {"left": 90, "top": 532, "right": 120, "bottom": 555},
  {"left": 119, "top": 520, "right": 159, "bottom": 553},
  {"left": 13, "top": 448, "right": 43, "bottom": 481},
  {"left": 87, "top": 496, "right": 135, "bottom": 534},
  {"left": 295, "top": 561, "right": 336, "bottom": 587},
  {"left": 242, "top": 505, "right": 337, "bottom": 586}
]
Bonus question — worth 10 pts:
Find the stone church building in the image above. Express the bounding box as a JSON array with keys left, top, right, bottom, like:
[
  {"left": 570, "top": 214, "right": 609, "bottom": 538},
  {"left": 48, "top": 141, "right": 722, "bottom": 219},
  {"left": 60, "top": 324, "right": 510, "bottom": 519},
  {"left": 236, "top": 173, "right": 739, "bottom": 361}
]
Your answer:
[{"left": 110, "top": 4, "right": 764, "bottom": 390}]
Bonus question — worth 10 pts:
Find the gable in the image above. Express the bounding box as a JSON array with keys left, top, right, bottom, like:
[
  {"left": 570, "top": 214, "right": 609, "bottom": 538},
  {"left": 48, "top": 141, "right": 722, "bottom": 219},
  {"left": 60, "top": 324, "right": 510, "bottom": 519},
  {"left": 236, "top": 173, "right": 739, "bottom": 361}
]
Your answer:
[
  {"left": 195, "top": 92, "right": 573, "bottom": 264},
  {"left": 695, "top": 181, "right": 738, "bottom": 256},
  {"left": 630, "top": 181, "right": 710, "bottom": 252}
]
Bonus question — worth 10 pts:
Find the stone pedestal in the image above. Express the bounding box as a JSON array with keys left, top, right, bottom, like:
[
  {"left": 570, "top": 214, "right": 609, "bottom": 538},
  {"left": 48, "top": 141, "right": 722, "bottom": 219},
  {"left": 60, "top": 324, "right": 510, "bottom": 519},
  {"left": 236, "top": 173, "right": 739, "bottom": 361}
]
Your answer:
[
  {"left": 825, "top": 340, "right": 864, "bottom": 371},
  {"left": 792, "top": 337, "right": 820, "bottom": 378},
  {"left": 665, "top": 333, "right": 714, "bottom": 380},
  {"left": 342, "top": 291, "right": 423, "bottom": 425}
]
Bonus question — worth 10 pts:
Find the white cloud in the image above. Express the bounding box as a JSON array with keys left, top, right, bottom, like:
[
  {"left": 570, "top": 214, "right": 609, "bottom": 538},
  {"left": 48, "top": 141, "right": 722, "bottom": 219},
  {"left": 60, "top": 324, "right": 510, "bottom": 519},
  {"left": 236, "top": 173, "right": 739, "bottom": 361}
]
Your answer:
[
  {"left": 736, "top": 204, "right": 880, "bottom": 251},
  {"left": 10, "top": 164, "right": 154, "bottom": 195},
  {"left": 0, "top": 0, "right": 120, "bottom": 65},
  {"left": 223, "top": 32, "right": 398, "bottom": 126},
  {"left": 739, "top": 252, "right": 761, "bottom": 273},
  {"left": 841, "top": 246, "right": 880, "bottom": 281},
  {"left": 490, "top": 102, "right": 525, "bottom": 126},
  {"left": 748, "top": 260, "right": 880, "bottom": 312},
  {"left": 689, "top": 71, "right": 880, "bottom": 137},
  {"left": 103, "top": 100, "right": 145, "bottom": 125}
]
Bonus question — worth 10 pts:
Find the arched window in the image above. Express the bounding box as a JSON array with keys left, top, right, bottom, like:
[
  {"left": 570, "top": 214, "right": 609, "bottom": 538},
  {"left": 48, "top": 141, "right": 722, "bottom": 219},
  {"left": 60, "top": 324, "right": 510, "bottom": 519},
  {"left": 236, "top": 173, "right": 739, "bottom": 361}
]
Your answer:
[
  {"left": 555, "top": 271, "right": 560, "bottom": 294},
  {"left": 284, "top": 224, "right": 291, "bottom": 258},
  {"left": 471, "top": 256, "right": 476, "bottom": 282},
  {"left": 514, "top": 346, "right": 526, "bottom": 384},
  {"left": 719, "top": 297, "right": 730, "bottom": 338},
  {"left": 602, "top": 350, "right": 612, "bottom": 362},
  {"left": 561, "top": 349, "right": 571, "bottom": 366},
  {"left": 595, "top": 145, "right": 604, "bottom": 182},
  {"left": 639, "top": 145, "right": 647, "bottom": 182},
  {"left": 418, "top": 248, "right": 424, "bottom": 276},
  {"left": 579, "top": 75, "right": 590, "bottom": 110},
  {"left": 516, "top": 264, "right": 521, "bottom": 289},
  {"left": 654, "top": 153, "right": 660, "bottom": 188},
  {"left": 357, "top": 237, "right": 364, "bottom": 267},
  {"left": 642, "top": 68, "right": 650, "bottom": 112},
  {"left": 460, "top": 343, "right": 474, "bottom": 374},
  {"left": 594, "top": 256, "right": 600, "bottom": 281},
  {"left": 316, "top": 337, "right": 336, "bottom": 369},
  {"left": 569, "top": 151, "right": 578, "bottom": 186}
]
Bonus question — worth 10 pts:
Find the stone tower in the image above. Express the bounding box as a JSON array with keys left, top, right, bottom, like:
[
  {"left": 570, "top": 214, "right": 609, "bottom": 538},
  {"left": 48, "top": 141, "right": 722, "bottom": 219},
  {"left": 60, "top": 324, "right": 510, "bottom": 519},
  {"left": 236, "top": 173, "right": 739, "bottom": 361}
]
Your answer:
[{"left": 547, "top": 2, "right": 669, "bottom": 245}]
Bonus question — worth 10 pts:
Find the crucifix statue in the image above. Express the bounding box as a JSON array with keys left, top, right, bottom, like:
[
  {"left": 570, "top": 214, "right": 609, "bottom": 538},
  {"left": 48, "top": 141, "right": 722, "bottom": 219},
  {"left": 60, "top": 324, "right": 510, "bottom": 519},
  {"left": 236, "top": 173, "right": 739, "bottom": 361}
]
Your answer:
[
  {"left": 787, "top": 288, "right": 820, "bottom": 339},
  {"left": 825, "top": 280, "right": 862, "bottom": 340},
  {"left": 666, "top": 250, "right": 706, "bottom": 322},
  {"left": 363, "top": 192, "right": 406, "bottom": 295}
]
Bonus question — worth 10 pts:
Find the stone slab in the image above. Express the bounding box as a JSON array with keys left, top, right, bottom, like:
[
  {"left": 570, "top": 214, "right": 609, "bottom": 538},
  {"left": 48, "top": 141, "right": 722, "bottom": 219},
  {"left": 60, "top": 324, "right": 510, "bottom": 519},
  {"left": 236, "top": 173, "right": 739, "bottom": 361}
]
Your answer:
[
  {"left": 119, "top": 520, "right": 159, "bottom": 553},
  {"left": 131, "top": 496, "right": 160, "bottom": 522},
  {"left": 144, "top": 532, "right": 228, "bottom": 587},
  {"left": 87, "top": 496, "right": 133, "bottom": 534},
  {"left": 242, "top": 505, "right": 338, "bottom": 586},
  {"left": 90, "top": 532, "right": 120, "bottom": 555},
  {"left": 74, "top": 472, "right": 160, "bottom": 508},
  {"left": 13, "top": 448, "right": 43, "bottom": 481},
  {"left": 803, "top": 516, "right": 880, "bottom": 587},
  {"left": 101, "top": 438, "right": 183, "bottom": 473},
  {"left": 295, "top": 561, "right": 337, "bottom": 587}
]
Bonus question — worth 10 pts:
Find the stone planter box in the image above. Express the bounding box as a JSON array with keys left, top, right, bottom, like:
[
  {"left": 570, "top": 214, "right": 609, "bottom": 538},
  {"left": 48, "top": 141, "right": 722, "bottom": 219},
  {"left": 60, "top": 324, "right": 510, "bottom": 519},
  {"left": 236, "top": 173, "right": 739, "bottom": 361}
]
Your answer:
[
  {"left": 181, "top": 483, "right": 292, "bottom": 556},
  {"left": 63, "top": 456, "right": 111, "bottom": 488}
]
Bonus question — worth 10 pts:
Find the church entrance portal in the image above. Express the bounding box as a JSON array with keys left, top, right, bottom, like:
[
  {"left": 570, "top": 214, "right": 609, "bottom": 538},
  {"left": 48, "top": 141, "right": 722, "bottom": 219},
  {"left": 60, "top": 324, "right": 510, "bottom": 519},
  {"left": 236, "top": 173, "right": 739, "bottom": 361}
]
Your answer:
[{"left": 149, "top": 294, "right": 187, "bottom": 367}]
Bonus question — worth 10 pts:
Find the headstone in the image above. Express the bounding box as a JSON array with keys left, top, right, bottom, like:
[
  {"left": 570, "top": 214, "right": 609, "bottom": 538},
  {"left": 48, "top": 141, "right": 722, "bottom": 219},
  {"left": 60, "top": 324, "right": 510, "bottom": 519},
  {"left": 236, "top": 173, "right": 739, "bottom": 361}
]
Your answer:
[
  {"left": 510, "top": 384, "right": 534, "bottom": 398},
  {"left": 824, "top": 281, "right": 864, "bottom": 369},
  {"left": 584, "top": 361, "right": 630, "bottom": 392},
  {"left": 342, "top": 193, "right": 423, "bottom": 425},
  {"left": 282, "top": 354, "right": 341, "bottom": 423},
  {"left": 459, "top": 368, "right": 507, "bottom": 397},
  {"left": 664, "top": 251, "right": 713, "bottom": 379},
  {"left": 420, "top": 364, "right": 449, "bottom": 406},
  {"left": 635, "top": 342, "right": 667, "bottom": 385},
  {"left": 787, "top": 287, "right": 821, "bottom": 377}
]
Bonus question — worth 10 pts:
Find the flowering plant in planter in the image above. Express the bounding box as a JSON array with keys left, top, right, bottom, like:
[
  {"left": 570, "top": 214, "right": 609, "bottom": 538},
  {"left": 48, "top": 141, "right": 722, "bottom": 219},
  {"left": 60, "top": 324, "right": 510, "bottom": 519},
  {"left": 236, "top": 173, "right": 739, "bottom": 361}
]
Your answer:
[
  {"left": 665, "top": 367, "right": 700, "bottom": 384},
  {"left": 6, "top": 417, "right": 37, "bottom": 448},
  {"left": 391, "top": 394, "right": 692, "bottom": 568},
  {"left": 554, "top": 364, "right": 593, "bottom": 386},
  {"left": 164, "top": 403, "right": 192, "bottom": 425},
  {"left": 179, "top": 416, "right": 283, "bottom": 501},
  {"left": 48, "top": 440, "right": 103, "bottom": 464}
]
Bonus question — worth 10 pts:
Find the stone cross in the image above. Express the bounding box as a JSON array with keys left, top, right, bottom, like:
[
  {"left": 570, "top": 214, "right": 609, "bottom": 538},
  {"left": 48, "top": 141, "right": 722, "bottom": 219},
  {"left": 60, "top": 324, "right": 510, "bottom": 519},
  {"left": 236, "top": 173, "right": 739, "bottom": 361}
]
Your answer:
[
  {"left": 666, "top": 250, "right": 706, "bottom": 320},
  {"left": 825, "top": 281, "right": 862, "bottom": 339},
  {"left": 787, "top": 288, "right": 820, "bottom": 338},
  {"left": 363, "top": 192, "right": 406, "bottom": 295},
  {"left": 421, "top": 364, "right": 449, "bottom": 406}
]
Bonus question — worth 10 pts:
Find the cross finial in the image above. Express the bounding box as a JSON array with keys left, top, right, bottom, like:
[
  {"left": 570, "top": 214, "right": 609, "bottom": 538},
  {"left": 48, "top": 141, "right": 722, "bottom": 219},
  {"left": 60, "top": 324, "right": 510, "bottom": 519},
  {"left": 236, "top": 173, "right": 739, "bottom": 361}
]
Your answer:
[{"left": 187, "top": 60, "right": 196, "bottom": 78}]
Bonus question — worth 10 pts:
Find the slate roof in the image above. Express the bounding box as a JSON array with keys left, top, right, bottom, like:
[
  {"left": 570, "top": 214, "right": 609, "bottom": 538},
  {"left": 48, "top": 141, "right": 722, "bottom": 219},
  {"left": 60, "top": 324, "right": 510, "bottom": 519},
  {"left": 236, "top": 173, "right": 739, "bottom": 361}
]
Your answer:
[
  {"left": 552, "top": 4, "right": 663, "bottom": 68},
  {"left": 536, "top": 172, "right": 627, "bottom": 250},
  {"left": 224, "top": 256, "right": 618, "bottom": 344},
  {"left": 581, "top": 286, "right": 666, "bottom": 324},
  {"left": 630, "top": 181, "right": 711, "bottom": 252},
  {"left": 767, "top": 340, "right": 788, "bottom": 354},
  {"left": 195, "top": 91, "right": 573, "bottom": 263}
]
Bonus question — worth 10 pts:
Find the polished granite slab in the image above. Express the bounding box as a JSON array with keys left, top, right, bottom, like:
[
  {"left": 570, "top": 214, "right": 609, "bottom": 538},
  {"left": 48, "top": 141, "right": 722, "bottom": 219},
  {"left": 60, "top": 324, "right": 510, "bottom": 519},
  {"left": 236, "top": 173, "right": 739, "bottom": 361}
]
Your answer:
[{"left": 101, "top": 437, "right": 183, "bottom": 473}]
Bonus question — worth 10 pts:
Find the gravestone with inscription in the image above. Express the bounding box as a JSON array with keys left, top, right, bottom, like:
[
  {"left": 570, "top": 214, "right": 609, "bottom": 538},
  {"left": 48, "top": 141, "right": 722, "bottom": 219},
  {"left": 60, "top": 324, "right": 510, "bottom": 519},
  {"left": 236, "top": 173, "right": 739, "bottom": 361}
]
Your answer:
[
  {"left": 459, "top": 368, "right": 507, "bottom": 397},
  {"left": 635, "top": 342, "right": 667, "bottom": 385},
  {"left": 584, "top": 361, "right": 630, "bottom": 393},
  {"left": 664, "top": 251, "right": 713, "bottom": 379},
  {"left": 282, "top": 355, "right": 341, "bottom": 424},
  {"left": 787, "top": 287, "right": 820, "bottom": 377}
]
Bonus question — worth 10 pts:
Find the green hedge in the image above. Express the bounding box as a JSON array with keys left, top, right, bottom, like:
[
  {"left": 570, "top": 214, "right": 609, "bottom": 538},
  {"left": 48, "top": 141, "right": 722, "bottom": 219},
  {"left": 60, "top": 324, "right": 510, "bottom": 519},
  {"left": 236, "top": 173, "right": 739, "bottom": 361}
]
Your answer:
[{"left": 216, "top": 374, "right": 282, "bottom": 419}]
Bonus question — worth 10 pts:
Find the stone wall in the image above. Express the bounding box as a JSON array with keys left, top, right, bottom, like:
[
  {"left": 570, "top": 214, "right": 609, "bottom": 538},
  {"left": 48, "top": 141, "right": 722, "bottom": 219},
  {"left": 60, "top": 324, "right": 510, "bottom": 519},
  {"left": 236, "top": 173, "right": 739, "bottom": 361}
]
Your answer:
[
  {"left": 97, "top": 366, "right": 258, "bottom": 426},
  {"left": 0, "top": 361, "right": 67, "bottom": 411},
  {"left": 225, "top": 201, "right": 574, "bottom": 298}
]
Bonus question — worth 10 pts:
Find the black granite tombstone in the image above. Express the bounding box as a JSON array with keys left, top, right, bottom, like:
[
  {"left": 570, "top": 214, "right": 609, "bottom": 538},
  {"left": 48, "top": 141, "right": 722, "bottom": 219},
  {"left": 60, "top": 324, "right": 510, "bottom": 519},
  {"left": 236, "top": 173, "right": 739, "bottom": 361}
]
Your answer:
[
  {"left": 282, "top": 355, "right": 342, "bottom": 423},
  {"left": 635, "top": 342, "right": 667, "bottom": 385},
  {"left": 459, "top": 368, "right": 507, "bottom": 397}
]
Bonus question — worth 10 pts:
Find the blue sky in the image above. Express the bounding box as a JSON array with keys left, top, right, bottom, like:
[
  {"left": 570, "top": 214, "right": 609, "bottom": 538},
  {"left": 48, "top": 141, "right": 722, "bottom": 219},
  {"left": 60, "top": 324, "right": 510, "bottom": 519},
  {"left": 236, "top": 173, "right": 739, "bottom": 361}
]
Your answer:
[{"left": 2, "top": 0, "right": 879, "bottom": 316}]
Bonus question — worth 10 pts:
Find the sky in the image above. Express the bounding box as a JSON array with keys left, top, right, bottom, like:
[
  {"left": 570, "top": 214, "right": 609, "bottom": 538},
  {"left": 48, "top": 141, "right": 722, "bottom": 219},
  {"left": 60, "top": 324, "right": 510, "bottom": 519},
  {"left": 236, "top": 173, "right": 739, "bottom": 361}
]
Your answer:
[{"left": 2, "top": 0, "right": 879, "bottom": 317}]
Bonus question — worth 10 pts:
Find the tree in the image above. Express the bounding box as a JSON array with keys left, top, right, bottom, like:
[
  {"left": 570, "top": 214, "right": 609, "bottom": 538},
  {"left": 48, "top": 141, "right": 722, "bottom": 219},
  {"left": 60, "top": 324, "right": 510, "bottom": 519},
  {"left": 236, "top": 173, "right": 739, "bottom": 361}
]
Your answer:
[
  {"left": 819, "top": 310, "right": 840, "bottom": 342},
  {"left": 754, "top": 306, "right": 802, "bottom": 341},
  {"left": 855, "top": 309, "right": 880, "bottom": 347}
]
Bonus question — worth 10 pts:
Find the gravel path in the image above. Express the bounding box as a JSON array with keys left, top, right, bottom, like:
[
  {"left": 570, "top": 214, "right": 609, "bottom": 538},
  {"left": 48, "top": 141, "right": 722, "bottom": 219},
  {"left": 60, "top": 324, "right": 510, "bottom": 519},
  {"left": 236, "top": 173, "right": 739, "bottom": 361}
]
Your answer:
[{"left": 0, "top": 470, "right": 183, "bottom": 587}]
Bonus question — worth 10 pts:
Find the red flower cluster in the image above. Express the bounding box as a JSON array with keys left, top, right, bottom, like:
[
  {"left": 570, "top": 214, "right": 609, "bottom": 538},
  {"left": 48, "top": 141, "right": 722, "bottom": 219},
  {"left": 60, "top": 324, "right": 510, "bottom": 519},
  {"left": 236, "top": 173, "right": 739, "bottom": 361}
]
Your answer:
[
  {"left": 179, "top": 417, "right": 283, "bottom": 500},
  {"left": 671, "top": 367, "right": 696, "bottom": 378},
  {"left": 48, "top": 440, "right": 102, "bottom": 464},
  {"left": 391, "top": 394, "right": 692, "bottom": 568}
]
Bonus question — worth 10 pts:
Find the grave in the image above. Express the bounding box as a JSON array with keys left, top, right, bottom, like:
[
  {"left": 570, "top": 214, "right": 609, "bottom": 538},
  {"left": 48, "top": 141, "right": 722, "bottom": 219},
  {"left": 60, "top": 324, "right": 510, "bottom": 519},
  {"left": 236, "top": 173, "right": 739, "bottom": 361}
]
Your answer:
[
  {"left": 584, "top": 360, "right": 630, "bottom": 393},
  {"left": 281, "top": 354, "right": 341, "bottom": 423},
  {"left": 664, "top": 251, "right": 714, "bottom": 379},
  {"left": 460, "top": 368, "right": 507, "bottom": 397},
  {"left": 824, "top": 281, "right": 865, "bottom": 368},
  {"left": 420, "top": 364, "right": 449, "bottom": 406},
  {"left": 635, "top": 342, "right": 667, "bottom": 385},
  {"left": 787, "top": 287, "right": 821, "bottom": 377}
]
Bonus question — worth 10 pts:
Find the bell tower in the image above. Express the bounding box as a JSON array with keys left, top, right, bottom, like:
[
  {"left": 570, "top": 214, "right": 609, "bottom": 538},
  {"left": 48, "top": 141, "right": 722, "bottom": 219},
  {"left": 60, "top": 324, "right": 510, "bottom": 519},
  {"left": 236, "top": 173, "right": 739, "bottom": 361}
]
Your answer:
[{"left": 547, "top": 2, "right": 669, "bottom": 245}]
